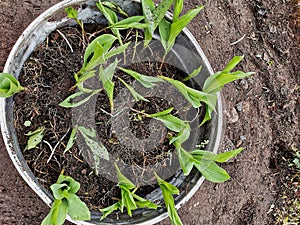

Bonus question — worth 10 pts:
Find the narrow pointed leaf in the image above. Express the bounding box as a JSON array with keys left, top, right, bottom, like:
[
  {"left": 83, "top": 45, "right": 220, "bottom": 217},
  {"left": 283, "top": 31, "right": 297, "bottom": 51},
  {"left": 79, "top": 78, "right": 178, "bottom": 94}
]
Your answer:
[
  {"left": 83, "top": 34, "right": 117, "bottom": 66},
  {"left": 59, "top": 90, "right": 100, "bottom": 108},
  {"left": 194, "top": 160, "right": 231, "bottom": 183},
  {"left": 100, "top": 202, "right": 120, "bottom": 220},
  {"left": 159, "top": 18, "right": 171, "bottom": 51},
  {"left": 148, "top": 107, "right": 174, "bottom": 117},
  {"left": 119, "top": 67, "right": 164, "bottom": 88},
  {"left": 118, "top": 78, "right": 149, "bottom": 102},
  {"left": 110, "top": 16, "right": 147, "bottom": 29},
  {"left": 183, "top": 66, "right": 202, "bottom": 81},
  {"left": 105, "top": 42, "right": 130, "bottom": 59},
  {"left": 41, "top": 199, "right": 68, "bottom": 225},
  {"left": 64, "top": 126, "right": 77, "bottom": 154},
  {"left": 167, "top": 6, "right": 203, "bottom": 52},
  {"left": 173, "top": 0, "right": 183, "bottom": 22}
]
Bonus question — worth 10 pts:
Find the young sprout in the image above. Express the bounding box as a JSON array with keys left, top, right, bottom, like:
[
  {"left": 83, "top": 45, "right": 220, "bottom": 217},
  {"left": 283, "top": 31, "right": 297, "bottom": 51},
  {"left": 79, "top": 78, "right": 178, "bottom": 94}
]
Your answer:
[
  {"left": 0, "top": 73, "right": 24, "bottom": 98},
  {"left": 141, "top": 0, "right": 174, "bottom": 46},
  {"left": 24, "top": 126, "right": 45, "bottom": 151},
  {"left": 155, "top": 172, "right": 183, "bottom": 225},
  {"left": 100, "top": 163, "right": 159, "bottom": 220},
  {"left": 159, "top": 2, "right": 204, "bottom": 60},
  {"left": 41, "top": 173, "right": 90, "bottom": 225},
  {"left": 65, "top": 7, "right": 86, "bottom": 44},
  {"left": 177, "top": 147, "right": 244, "bottom": 182},
  {"left": 96, "top": 1, "right": 146, "bottom": 45}
]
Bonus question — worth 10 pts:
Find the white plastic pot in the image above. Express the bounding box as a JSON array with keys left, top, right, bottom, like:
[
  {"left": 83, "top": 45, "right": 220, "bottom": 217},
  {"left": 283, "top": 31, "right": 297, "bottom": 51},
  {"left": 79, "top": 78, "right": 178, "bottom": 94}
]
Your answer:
[{"left": 0, "top": 0, "right": 223, "bottom": 224}]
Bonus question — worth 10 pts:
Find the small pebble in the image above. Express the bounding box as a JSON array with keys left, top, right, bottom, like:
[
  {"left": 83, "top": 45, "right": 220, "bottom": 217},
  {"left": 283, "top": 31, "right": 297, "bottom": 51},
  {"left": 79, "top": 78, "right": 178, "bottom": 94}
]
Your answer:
[
  {"left": 236, "top": 102, "right": 243, "bottom": 112},
  {"left": 240, "top": 135, "right": 246, "bottom": 141},
  {"left": 81, "top": 169, "right": 87, "bottom": 175},
  {"left": 227, "top": 108, "right": 239, "bottom": 124}
]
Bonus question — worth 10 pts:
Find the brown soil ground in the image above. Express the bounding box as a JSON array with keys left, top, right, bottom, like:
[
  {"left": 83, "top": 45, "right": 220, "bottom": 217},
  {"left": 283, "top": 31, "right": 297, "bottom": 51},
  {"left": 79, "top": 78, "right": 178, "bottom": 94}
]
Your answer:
[{"left": 0, "top": 0, "right": 299, "bottom": 225}]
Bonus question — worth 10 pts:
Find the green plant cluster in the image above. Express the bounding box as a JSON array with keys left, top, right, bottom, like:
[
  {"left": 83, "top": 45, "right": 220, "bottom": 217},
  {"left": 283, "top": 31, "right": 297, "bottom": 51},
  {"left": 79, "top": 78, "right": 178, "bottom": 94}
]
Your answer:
[
  {"left": 41, "top": 173, "right": 90, "bottom": 225},
  {"left": 0, "top": 0, "right": 255, "bottom": 224}
]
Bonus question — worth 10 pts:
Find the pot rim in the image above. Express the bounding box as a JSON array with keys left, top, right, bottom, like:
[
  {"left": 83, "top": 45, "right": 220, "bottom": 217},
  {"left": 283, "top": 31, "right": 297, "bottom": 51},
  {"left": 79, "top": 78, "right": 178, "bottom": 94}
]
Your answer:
[{"left": 0, "top": 0, "right": 223, "bottom": 224}]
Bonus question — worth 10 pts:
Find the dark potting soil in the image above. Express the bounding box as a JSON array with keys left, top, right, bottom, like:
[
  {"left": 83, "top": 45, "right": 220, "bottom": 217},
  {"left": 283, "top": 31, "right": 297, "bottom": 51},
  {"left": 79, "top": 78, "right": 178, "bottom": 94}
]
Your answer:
[{"left": 13, "top": 24, "right": 207, "bottom": 211}]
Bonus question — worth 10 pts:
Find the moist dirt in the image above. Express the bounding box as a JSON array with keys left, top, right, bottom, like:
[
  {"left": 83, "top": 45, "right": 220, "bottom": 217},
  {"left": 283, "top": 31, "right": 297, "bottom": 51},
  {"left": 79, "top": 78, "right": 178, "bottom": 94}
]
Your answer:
[{"left": 0, "top": 0, "right": 299, "bottom": 225}]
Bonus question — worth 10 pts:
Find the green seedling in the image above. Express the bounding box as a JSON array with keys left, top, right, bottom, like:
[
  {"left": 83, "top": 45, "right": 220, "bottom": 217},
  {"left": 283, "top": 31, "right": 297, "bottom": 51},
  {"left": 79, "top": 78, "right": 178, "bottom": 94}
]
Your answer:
[
  {"left": 149, "top": 108, "right": 190, "bottom": 148},
  {"left": 201, "top": 55, "right": 254, "bottom": 124},
  {"left": 78, "top": 126, "right": 109, "bottom": 175},
  {"left": 64, "top": 126, "right": 78, "bottom": 154},
  {"left": 99, "top": 58, "right": 118, "bottom": 112},
  {"left": 60, "top": 34, "right": 130, "bottom": 109},
  {"left": 41, "top": 173, "right": 90, "bottom": 225},
  {"left": 0, "top": 73, "right": 24, "bottom": 98},
  {"left": 159, "top": 2, "right": 204, "bottom": 58},
  {"left": 159, "top": 56, "right": 253, "bottom": 125},
  {"left": 100, "top": 163, "right": 159, "bottom": 220},
  {"left": 65, "top": 7, "right": 85, "bottom": 43},
  {"left": 25, "top": 126, "right": 45, "bottom": 151},
  {"left": 155, "top": 172, "right": 183, "bottom": 225},
  {"left": 177, "top": 147, "right": 244, "bottom": 182},
  {"left": 141, "top": 0, "right": 174, "bottom": 46},
  {"left": 96, "top": 1, "right": 146, "bottom": 45}
]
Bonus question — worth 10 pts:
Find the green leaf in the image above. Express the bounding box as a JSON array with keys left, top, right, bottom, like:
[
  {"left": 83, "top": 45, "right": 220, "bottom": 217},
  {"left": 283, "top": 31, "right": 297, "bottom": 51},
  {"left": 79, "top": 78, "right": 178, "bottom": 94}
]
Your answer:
[
  {"left": 25, "top": 126, "right": 45, "bottom": 151},
  {"left": 166, "top": 6, "right": 204, "bottom": 53},
  {"left": 155, "top": 172, "right": 183, "bottom": 225},
  {"left": 105, "top": 41, "right": 130, "bottom": 60},
  {"left": 183, "top": 66, "right": 202, "bottom": 81},
  {"left": 100, "top": 202, "right": 121, "bottom": 220},
  {"left": 64, "top": 126, "right": 77, "bottom": 154},
  {"left": 115, "top": 163, "right": 136, "bottom": 190},
  {"left": 153, "top": 0, "right": 174, "bottom": 30},
  {"left": 118, "top": 77, "right": 149, "bottom": 102},
  {"left": 148, "top": 107, "right": 174, "bottom": 117},
  {"left": 101, "top": 1, "right": 129, "bottom": 17},
  {"left": 96, "top": 1, "right": 118, "bottom": 25},
  {"left": 96, "top": 1, "right": 122, "bottom": 44},
  {"left": 41, "top": 199, "right": 68, "bottom": 225},
  {"left": 191, "top": 148, "right": 244, "bottom": 163},
  {"left": 56, "top": 174, "right": 81, "bottom": 194},
  {"left": 177, "top": 147, "right": 197, "bottom": 175},
  {"left": 194, "top": 160, "right": 231, "bottom": 183},
  {"left": 67, "top": 193, "right": 91, "bottom": 220},
  {"left": 141, "top": 0, "right": 156, "bottom": 44},
  {"left": 78, "top": 126, "right": 110, "bottom": 164},
  {"left": 133, "top": 193, "right": 159, "bottom": 209},
  {"left": 83, "top": 34, "right": 117, "bottom": 67},
  {"left": 99, "top": 58, "right": 118, "bottom": 111},
  {"left": 159, "top": 76, "right": 215, "bottom": 109},
  {"left": 223, "top": 55, "right": 244, "bottom": 73},
  {"left": 0, "top": 73, "right": 24, "bottom": 98},
  {"left": 173, "top": 0, "right": 183, "bottom": 22},
  {"left": 150, "top": 114, "right": 184, "bottom": 133},
  {"left": 119, "top": 67, "right": 164, "bottom": 88},
  {"left": 159, "top": 18, "right": 171, "bottom": 51},
  {"left": 64, "top": 6, "right": 78, "bottom": 20},
  {"left": 169, "top": 124, "right": 190, "bottom": 147},
  {"left": 203, "top": 56, "right": 254, "bottom": 94},
  {"left": 59, "top": 90, "right": 100, "bottom": 108},
  {"left": 110, "top": 16, "right": 147, "bottom": 29},
  {"left": 43, "top": 174, "right": 89, "bottom": 224},
  {"left": 51, "top": 183, "right": 70, "bottom": 200},
  {"left": 142, "top": 0, "right": 173, "bottom": 45}
]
